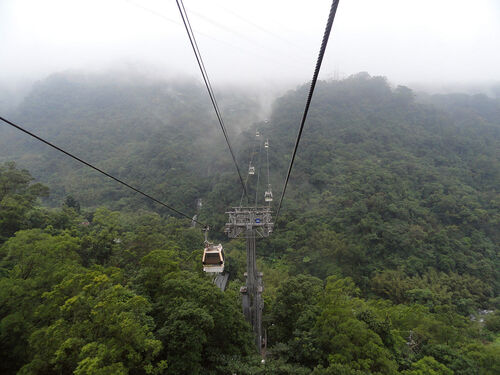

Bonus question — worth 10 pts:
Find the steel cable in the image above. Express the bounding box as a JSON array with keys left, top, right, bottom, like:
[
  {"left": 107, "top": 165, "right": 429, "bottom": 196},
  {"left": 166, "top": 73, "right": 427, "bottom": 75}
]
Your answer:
[
  {"left": 0, "top": 115, "right": 208, "bottom": 228},
  {"left": 175, "top": 0, "right": 248, "bottom": 199},
  {"left": 275, "top": 0, "right": 340, "bottom": 223}
]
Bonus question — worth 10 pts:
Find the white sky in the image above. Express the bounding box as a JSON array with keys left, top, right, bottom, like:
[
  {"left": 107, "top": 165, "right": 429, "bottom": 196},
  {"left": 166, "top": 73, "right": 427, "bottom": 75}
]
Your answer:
[{"left": 1, "top": 0, "right": 499, "bottom": 89}]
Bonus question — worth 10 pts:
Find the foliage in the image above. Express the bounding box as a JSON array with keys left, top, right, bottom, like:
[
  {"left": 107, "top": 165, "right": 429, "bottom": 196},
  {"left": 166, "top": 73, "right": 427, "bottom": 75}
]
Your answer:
[
  {"left": 0, "top": 162, "right": 49, "bottom": 242},
  {"left": 1, "top": 73, "right": 499, "bottom": 373},
  {"left": 19, "top": 269, "right": 165, "bottom": 375}
]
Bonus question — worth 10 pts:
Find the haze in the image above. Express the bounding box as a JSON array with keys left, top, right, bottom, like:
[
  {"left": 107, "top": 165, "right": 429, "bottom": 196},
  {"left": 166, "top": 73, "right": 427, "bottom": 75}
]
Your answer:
[{"left": 1, "top": 0, "right": 499, "bottom": 93}]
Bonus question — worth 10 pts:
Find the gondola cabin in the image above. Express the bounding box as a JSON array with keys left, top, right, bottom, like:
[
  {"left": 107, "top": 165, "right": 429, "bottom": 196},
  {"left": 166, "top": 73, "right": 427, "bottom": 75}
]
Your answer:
[
  {"left": 202, "top": 243, "right": 225, "bottom": 273},
  {"left": 264, "top": 190, "right": 273, "bottom": 202},
  {"left": 249, "top": 165, "right": 255, "bottom": 175}
]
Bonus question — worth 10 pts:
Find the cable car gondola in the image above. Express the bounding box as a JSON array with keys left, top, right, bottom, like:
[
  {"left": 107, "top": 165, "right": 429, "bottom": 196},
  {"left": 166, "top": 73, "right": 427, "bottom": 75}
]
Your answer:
[
  {"left": 264, "top": 139, "right": 269, "bottom": 148},
  {"left": 202, "top": 243, "right": 225, "bottom": 273},
  {"left": 264, "top": 189, "right": 273, "bottom": 202},
  {"left": 249, "top": 164, "right": 255, "bottom": 175}
]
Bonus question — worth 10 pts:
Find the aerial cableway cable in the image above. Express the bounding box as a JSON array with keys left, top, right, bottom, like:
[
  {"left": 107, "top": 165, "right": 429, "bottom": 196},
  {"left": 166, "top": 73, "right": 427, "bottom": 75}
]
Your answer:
[
  {"left": 255, "top": 137, "right": 263, "bottom": 207},
  {"left": 0, "top": 115, "right": 208, "bottom": 228},
  {"left": 275, "top": 0, "right": 341, "bottom": 223},
  {"left": 175, "top": 0, "right": 248, "bottom": 200},
  {"left": 265, "top": 139, "right": 272, "bottom": 206},
  {"left": 240, "top": 134, "right": 258, "bottom": 206}
]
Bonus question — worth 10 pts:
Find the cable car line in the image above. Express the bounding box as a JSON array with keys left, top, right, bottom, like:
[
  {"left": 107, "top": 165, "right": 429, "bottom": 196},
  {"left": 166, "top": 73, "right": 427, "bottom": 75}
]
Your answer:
[
  {"left": 125, "top": 0, "right": 303, "bottom": 74},
  {"left": 255, "top": 136, "right": 263, "bottom": 207},
  {"left": 124, "top": 0, "right": 180, "bottom": 27},
  {"left": 239, "top": 130, "right": 260, "bottom": 206},
  {"left": 239, "top": 171, "right": 250, "bottom": 207},
  {"left": 275, "top": 0, "right": 340, "bottom": 223},
  {"left": 266, "top": 139, "right": 270, "bottom": 187},
  {"left": 264, "top": 139, "right": 273, "bottom": 204},
  {"left": 175, "top": 0, "right": 248, "bottom": 200},
  {"left": 215, "top": 4, "right": 304, "bottom": 52},
  {"left": 240, "top": 135, "right": 255, "bottom": 206},
  {"left": 247, "top": 131, "right": 258, "bottom": 177},
  {"left": 185, "top": 7, "right": 307, "bottom": 69},
  {"left": 0, "top": 115, "right": 208, "bottom": 228}
]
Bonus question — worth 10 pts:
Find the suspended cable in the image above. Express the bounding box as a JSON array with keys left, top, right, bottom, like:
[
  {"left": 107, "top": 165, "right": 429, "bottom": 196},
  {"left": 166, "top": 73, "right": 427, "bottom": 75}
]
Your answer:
[
  {"left": 217, "top": 5, "right": 302, "bottom": 50},
  {"left": 239, "top": 131, "right": 258, "bottom": 207},
  {"left": 125, "top": 0, "right": 180, "bottom": 26},
  {"left": 266, "top": 140, "right": 270, "bottom": 186},
  {"left": 186, "top": 8, "right": 307, "bottom": 68},
  {"left": 255, "top": 137, "right": 263, "bottom": 207},
  {"left": 124, "top": 0, "right": 303, "bottom": 73},
  {"left": 249, "top": 132, "right": 258, "bottom": 171},
  {"left": 275, "top": 0, "right": 340, "bottom": 223},
  {"left": 239, "top": 170, "right": 250, "bottom": 207},
  {"left": 0, "top": 115, "right": 208, "bottom": 228},
  {"left": 265, "top": 138, "right": 271, "bottom": 207},
  {"left": 175, "top": 0, "right": 248, "bottom": 200}
]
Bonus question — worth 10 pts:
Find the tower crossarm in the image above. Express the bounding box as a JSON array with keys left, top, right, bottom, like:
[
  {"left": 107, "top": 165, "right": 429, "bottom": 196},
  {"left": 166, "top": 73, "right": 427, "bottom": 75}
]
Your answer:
[{"left": 224, "top": 207, "right": 274, "bottom": 238}]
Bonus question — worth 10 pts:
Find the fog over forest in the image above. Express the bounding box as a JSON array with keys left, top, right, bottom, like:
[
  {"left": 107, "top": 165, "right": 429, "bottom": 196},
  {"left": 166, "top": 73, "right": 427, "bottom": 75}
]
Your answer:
[{"left": 1, "top": 0, "right": 500, "bottom": 111}]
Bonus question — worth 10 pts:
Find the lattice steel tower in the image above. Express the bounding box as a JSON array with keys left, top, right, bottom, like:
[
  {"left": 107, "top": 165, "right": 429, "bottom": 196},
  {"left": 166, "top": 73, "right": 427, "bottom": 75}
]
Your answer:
[{"left": 225, "top": 207, "right": 273, "bottom": 351}]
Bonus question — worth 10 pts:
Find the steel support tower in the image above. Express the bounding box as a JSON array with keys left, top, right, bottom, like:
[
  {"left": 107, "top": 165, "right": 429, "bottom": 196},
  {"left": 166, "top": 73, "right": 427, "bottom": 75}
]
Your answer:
[{"left": 225, "top": 207, "right": 273, "bottom": 351}]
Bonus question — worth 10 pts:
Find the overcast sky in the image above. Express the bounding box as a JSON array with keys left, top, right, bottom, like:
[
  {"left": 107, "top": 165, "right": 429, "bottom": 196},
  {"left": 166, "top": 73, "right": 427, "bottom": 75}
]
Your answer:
[{"left": 1, "top": 0, "right": 499, "bottom": 90}]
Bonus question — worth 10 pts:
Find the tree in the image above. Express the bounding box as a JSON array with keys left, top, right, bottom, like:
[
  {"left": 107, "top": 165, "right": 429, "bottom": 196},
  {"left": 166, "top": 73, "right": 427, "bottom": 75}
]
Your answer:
[
  {"left": 315, "top": 277, "right": 398, "bottom": 374},
  {"left": 0, "top": 229, "right": 82, "bottom": 374},
  {"left": 0, "top": 162, "right": 49, "bottom": 242},
  {"left": 271, "top": 274, "right": 323, "bottom": 344},
  {"left": 154, "top": 276, "right": 252, "bottom": 374},
  {"left": 401, "top": 356, "right": 453, "bottom": 375},
  {"left": 19, "top": 269, "right": 165, "bottom": 375},
  {"left": 63, "top": 195, "right": 80, "bottom": 213}
]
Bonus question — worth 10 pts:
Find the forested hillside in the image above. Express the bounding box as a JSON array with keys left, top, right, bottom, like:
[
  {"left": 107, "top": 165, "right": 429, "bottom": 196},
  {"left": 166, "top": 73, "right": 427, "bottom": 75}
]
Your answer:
[
  {"left": 0, "top": 72, "right": 499, "bottom": 374},
  {"left": 260, "top": 73, "right": 500, "bottom": 296},
  {"left": 0, "top": 72, "right": 260, "bottom": 213}
]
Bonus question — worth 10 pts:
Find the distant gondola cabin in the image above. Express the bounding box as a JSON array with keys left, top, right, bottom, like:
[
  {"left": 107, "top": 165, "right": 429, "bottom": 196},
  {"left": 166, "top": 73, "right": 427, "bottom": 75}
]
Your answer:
[
  {"left": 202, "top": 243, "right": 225, "bottom": 273},
  {"left": 264, "top": 190, "right": 273, "bottom": 202}
]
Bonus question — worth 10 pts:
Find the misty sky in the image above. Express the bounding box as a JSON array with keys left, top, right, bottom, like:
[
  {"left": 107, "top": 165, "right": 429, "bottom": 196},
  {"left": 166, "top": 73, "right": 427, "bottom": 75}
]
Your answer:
[{"left": 1, "top": 0, "right": 499, "bottom": 90}]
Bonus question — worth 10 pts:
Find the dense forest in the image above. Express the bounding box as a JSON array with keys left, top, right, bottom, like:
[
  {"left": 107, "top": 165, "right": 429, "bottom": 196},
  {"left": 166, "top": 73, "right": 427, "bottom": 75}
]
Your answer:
[{"left": 0, "top": 72, "right": 499, "bottom": 374}]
